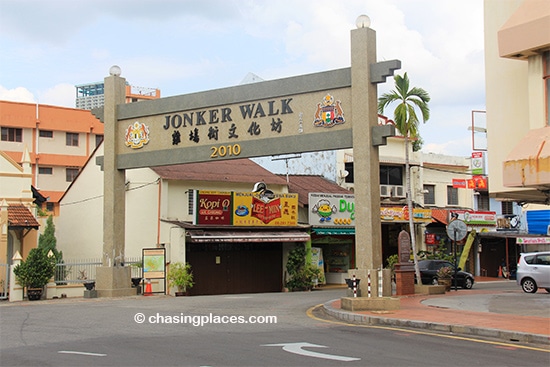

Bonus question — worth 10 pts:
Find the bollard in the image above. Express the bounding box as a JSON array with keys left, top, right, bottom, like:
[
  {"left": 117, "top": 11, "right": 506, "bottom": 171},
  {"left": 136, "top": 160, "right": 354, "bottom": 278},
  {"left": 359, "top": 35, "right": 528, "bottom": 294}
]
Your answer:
[
  {"left": 352, "top": 274, "right": 357, "bottom": 298},
  {"left": 367, "top": 270, "right": 371, "bottom": 298},
  {"left": 378, "top": 269, "right": 383, "bottom": 297}
]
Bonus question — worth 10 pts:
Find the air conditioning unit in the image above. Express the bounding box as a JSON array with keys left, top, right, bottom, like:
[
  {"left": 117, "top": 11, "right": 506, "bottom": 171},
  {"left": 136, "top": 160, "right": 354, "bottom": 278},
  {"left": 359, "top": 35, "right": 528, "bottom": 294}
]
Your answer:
[
  {"left": 393, "top": 185, "right": 406, "bottom": 198},
  {"left": 380, "top": 185, "right": 391, "bottom": 197}
]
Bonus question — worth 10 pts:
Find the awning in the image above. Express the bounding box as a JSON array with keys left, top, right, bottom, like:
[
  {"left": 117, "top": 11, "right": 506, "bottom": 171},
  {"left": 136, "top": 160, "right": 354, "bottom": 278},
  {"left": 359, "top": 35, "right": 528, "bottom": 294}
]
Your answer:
[
  {"left": 503, "top": 126, "right": 550, "bottom": 189},
  {"left": 430, "top": 209, "right": 449, "bottom": 225},
  {"left": 312, "top": 227, "right": 355, "bottom": 235},
  {"left": 186, "top": 230, "right": 310, "bottom": 243},
  {"left": 497, "top": 0, "right": 550, "bottom": 59}
]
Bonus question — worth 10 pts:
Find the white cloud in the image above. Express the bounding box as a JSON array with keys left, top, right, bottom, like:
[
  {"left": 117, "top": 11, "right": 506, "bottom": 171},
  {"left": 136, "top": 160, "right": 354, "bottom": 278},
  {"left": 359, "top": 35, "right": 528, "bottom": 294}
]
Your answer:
[
  {"left": 0, "top": 86, "right": 36, "bottom": 103},
  {"left": 40, "top": 84, "right": 75, "bottom": 108}
]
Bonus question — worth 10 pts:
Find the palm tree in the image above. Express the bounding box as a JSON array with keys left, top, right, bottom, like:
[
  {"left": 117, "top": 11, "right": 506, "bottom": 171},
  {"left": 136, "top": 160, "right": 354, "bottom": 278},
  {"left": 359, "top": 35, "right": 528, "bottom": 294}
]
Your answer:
[{"left": 378, "top": 72, "right": 430, "bottom": 283}]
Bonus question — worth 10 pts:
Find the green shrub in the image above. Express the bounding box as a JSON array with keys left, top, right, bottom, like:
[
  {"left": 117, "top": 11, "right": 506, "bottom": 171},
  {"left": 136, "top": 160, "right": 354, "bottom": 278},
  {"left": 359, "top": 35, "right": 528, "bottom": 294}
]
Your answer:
[
  {"left": 285, "top": 245, "right": 323, "bottom": 291},
  {"left": 13, "top": 248, "right": 56, "bottom": 289},
  {"left": 167, "top": 262, "right": 194, "bottom": 292}
]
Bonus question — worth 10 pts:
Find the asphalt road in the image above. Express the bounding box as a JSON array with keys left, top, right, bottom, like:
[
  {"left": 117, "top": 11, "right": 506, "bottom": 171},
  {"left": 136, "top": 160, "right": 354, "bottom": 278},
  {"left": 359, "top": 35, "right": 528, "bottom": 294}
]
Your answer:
[{"left": 0, "top": 282, "right": 548, "bottom": 367}]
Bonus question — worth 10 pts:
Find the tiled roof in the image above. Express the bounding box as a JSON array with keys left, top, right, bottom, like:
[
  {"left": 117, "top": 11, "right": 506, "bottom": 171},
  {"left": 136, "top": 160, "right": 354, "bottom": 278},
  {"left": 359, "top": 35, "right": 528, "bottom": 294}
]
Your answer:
[
  {"left": 151, "top": 159, "right": 288, "bottom": 186},
  {"left": 283, "top": 175, "right": 352, "bottom": 206},
  {"left": 7, "top": 204, "right": 40, "bottom": 229}
]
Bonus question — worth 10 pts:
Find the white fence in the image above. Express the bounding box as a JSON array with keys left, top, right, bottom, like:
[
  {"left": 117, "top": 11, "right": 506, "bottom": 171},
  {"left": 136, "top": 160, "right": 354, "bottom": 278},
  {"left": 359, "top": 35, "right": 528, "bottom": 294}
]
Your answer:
[
  {"left": 4, "top": 257, "right": 143, "bottom": 302},
  {"left": 54, "top": 257, "right": 142, "bottom": 284}
]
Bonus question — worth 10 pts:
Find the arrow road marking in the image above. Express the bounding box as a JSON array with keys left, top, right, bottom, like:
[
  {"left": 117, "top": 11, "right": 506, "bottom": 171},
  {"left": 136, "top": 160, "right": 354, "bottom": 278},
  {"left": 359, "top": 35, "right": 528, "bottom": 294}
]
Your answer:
[
  {"left": 262, "top": 342, "right": 360, "bottom": 362},
  {"left": 58, "top": 351, "right": 107, "bottom": 357}
]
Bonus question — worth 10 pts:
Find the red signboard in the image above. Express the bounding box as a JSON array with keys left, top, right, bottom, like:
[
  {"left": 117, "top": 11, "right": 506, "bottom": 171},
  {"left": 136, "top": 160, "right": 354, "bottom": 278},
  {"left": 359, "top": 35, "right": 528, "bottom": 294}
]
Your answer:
[
  {"left": 195, "top": 191, "right": 232, "bottom": 225},
  {"left": 452, "top": 179, "right": 467, "bottom": 188}
]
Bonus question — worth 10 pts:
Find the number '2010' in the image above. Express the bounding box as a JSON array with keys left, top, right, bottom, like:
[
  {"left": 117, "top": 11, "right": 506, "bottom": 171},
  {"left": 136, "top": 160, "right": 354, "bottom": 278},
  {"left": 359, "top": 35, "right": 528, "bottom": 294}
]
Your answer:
[{"left": 210, "top": 144, "right": 241, "bottom": 159}]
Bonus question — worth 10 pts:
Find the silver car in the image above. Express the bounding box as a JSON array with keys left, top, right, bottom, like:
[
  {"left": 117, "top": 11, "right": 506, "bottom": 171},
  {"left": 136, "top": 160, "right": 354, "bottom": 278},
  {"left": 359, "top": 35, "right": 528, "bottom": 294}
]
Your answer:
[{"left": 516, "top": 251, "right": 550, "bottom": 293}]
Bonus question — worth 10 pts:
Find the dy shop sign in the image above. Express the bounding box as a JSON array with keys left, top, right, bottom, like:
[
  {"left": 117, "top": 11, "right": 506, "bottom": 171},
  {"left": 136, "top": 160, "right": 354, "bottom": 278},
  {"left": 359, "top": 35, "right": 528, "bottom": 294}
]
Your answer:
[
  {"left": 193, "top": 190, "right": 298, "bottom": 226},
  {"left": 308, "top": 193, "right": 355, "bottom": 227}
]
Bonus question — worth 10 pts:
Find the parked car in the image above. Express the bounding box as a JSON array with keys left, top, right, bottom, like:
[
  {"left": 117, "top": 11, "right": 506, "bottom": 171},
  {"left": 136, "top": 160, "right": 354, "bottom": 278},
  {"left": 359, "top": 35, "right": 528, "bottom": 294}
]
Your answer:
[
  {"left": 516, "top": 251, "right": 550, "bottom": 293},
  {"left": 417, "top": 259, "right": 474, "bottom": 289}
]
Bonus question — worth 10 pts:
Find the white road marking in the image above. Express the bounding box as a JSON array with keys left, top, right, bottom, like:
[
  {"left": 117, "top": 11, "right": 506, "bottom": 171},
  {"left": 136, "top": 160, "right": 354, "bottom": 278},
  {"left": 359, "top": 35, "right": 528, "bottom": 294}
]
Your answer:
[
  {"left": 58, "top": 351, "right": 107, "bottom": 357},
  {"left": 263, "top": 342, "right": 360, "bottom": 362}
]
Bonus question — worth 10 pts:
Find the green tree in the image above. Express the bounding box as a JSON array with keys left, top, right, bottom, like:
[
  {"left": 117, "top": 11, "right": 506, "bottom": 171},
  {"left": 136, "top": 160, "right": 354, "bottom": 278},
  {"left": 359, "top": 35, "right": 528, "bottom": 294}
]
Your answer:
[
  {"left": 38, "top": 215, "right": 64, "bottom": 282},
  {"left": 38, "top": 215, "right": 61, "bottom": 260},
  {"left": 378, "top": 73, "right": 430, "bottom": 283}
]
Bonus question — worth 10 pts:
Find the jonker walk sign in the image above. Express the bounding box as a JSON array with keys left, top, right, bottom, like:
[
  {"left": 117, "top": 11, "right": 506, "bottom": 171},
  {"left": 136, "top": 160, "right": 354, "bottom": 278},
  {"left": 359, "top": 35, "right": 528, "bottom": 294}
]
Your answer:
[{"left": 93, "top": 15, "right": 400, "bottom": 300}]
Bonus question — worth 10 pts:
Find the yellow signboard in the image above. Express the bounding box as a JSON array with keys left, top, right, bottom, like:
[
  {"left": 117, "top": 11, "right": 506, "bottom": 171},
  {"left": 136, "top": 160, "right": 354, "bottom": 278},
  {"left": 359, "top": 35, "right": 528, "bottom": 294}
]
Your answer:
[{"left": 380, "top": 206, "right": 432, "bottom": 223}]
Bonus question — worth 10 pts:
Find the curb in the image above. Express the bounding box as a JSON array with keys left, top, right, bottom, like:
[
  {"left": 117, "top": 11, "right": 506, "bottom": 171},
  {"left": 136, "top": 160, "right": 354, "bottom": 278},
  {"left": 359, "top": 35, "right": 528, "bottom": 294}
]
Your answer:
[{"left": 321, "top": 299, "right": 550, "bottom": 346}]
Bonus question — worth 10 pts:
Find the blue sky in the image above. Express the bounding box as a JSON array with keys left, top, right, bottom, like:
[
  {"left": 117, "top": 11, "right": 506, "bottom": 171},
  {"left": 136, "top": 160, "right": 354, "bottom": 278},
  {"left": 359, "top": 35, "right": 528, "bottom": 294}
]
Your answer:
[{"left": 0, "top": 0, "right": 485, "bottom": 157}]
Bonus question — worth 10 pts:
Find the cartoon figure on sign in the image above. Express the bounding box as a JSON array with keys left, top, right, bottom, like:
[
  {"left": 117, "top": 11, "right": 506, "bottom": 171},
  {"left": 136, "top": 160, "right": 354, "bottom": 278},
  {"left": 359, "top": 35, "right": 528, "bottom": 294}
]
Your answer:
[
  {"left": 313, "top": 94, "right": 345, "bottom": 128},
  {"left": 312, "top": 199, "right": 337, "bottom": 223},
  {"left": 125, "top": 121, "right": 150, "bottom": 149}
]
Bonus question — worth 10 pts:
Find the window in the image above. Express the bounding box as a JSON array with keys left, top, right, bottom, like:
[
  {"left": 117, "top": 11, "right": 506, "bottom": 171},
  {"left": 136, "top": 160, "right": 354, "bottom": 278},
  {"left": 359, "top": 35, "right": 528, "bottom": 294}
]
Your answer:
[
  {"left": 95, "top": 134, "right": 104, "bottom": 147},
  {"left": 423, "top": 185, "right": 435, "bottom": 205},
  {"left": 380, "top": 165, "right": 403, "bottom": 185},
  {"left": 477, "top": 191, "right": 490, "bottom": 211},
  {"left": 447, "top": 186, "right": 458, "bottom": 206},
  {"left": 46, "top": 202, "right": 54, "bottom": 212},
  {"left": 38, "top": 167, "right": 53, "bottom": 175},
  {"left": 66, "top": 132, "right": 79, "bottom": 146},
  {"left": 1, "top": 127, "right": 22, "bottom": 142},
  {"left": 501, "top": 201, "right": 514, "bottom": 215},
  {"left": 66, "top": 167, "right": 79, "bottom": 182},
  {"left": 188, "top": 190, "right": 194, "bottom": 215},
  {"left": 39, "top": 130, "right": 53, "bottom": 138},
  {"left": 344, "top": 162, "right": 354, "bottom": 183}
]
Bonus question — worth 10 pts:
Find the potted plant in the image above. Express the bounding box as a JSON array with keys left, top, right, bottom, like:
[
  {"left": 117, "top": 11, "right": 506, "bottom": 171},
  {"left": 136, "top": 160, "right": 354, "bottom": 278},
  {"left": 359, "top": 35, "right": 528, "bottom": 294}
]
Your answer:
[
  {"left": 130, "top": 262, "right": 143, "bottom": 288},
  {"left": 167, "top": 262, "right": 194, "bottom": 296},
  {"left": 436, "top": 266, "right": 453, "bottom": 291},
  {"left": 13, "top": 248, "right": 56, "bottom": 300}
]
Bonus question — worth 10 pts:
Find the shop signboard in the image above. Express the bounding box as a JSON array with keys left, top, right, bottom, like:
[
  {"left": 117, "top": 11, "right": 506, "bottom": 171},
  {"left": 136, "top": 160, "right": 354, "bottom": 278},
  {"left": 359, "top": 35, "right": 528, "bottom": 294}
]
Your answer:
[
  {"left": 194, "top": 190, "right": 298, "bottom": 226},
  {"left": 309, "top": 193, "right": 432, "bottom": 225},
  {"left": 471, "top": 151, "right": 485, "bottom": 175},
  {"left": 194, "top": 190, "right": 232, "bottom": 225},
  {"left": 380, "top": 206, "right": 432, "bottom": 223},
  {"left": 309, "top": 193, "right": 355, "bottom": 227},
  {"left": 233, "top": 192, "right": 298, "bottom": 226},
  {"left": 450, "top": 210, "right": 496, "bottom": 226}
]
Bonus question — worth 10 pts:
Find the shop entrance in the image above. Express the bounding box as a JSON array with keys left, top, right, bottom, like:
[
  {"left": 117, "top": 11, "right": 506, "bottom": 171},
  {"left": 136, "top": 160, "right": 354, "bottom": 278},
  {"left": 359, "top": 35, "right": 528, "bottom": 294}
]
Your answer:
[{"left": 186, "top": 242, "right": 282, "bottom": 295}]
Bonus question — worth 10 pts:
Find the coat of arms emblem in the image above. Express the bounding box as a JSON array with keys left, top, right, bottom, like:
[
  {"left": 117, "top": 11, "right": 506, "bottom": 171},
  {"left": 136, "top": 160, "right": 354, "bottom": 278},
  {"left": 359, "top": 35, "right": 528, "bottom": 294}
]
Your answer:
[
  {"left": 125, "top": 121, "right": 150, "bottom": 149},
  {"left": 313, "top": 94, "right": 345, "bottom": 128}
]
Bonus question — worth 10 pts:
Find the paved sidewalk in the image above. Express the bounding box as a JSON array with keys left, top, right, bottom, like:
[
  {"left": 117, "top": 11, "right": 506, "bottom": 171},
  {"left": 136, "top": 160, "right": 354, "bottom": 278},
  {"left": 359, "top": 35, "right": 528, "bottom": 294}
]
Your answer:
[{"left": 321, "top": 282, "right": 550, "bottom": 346}]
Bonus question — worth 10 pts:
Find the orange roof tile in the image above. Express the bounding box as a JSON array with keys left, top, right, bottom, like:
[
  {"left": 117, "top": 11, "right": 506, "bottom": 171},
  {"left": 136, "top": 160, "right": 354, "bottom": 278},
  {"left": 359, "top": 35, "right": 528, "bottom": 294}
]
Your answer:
[
  {"left": 7, "top": 204, "right": 40, "bottom": 229},
  {"left": 283, "top": 175, "right": 352, "bottom": 206},
  {"left": 38, "top": 191, "right": 64, "bottom": 203},
  {"left": 151, "top": 158, "right": 288, "bottom": 186}
]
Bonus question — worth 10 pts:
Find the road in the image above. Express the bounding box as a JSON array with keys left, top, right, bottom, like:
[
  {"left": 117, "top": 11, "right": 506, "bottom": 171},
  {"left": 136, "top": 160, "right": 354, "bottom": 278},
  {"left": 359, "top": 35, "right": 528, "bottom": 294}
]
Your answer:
[{"left": 0, "top": 282, "right": 548, "bottom": 366}]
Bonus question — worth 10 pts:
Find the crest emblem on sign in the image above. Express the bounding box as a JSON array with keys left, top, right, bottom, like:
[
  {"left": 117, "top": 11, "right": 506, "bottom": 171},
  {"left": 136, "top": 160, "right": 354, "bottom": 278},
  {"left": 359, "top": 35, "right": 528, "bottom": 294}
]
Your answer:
[
  {"left": 313, "top": 94, "right": 345, "bottom": 128},
  {"left": 125, "top": 121, "right": 150, "bottom": 149}
]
